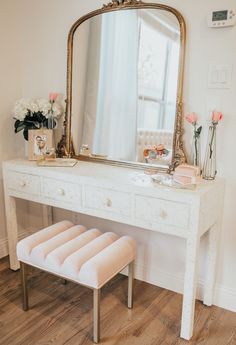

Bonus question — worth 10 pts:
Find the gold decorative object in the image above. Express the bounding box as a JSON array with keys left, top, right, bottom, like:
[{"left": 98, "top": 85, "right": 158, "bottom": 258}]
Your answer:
[
  {"left": 59, "top": 0, "right": 187, "bottom": 172},
  {"left": 103, "top": 0, "right": 142, "bottom": 9}
]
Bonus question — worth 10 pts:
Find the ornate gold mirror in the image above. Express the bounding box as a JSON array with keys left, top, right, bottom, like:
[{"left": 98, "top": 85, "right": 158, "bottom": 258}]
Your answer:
[{"left": 63, "top": 0, "right": 187, "bottom": 171}]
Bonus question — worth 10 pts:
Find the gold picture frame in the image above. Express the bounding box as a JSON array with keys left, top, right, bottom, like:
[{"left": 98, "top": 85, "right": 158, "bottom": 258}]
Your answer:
[{"left": 28, "top": 129, "right": 53, "bottom": 161}]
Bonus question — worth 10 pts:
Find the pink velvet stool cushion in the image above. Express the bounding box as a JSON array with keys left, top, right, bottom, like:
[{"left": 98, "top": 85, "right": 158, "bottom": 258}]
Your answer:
[
  {"left": 16, "top": 220, "right": 74, "bottom": 263},
  {"left": 17, "top": 221, "right": 136, "bottom": 289}
]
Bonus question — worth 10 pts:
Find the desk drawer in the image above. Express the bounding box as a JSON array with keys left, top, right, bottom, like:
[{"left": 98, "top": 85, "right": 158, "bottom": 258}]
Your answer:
[
  {"left": 135, "top": 195, "right": 189, "bottom": 228},
  {"left": 84, "top": 186, "right": 131, "bottom": 217},
  {"left": 8, "top": 171, "right": 40, "bottom": 195},
  {"left": 41, "top": 178, "right": 82, "bottom": 204}
]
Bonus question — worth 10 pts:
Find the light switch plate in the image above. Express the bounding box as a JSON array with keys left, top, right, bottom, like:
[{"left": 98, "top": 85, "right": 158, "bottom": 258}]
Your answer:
[{"left": 208, "top": 64, "right": 232, "bottom": 89}]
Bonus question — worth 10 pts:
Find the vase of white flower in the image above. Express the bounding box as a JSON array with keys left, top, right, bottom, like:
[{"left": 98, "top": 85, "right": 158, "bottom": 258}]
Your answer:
[{"left": 13, "top": 94, "right": 63, "bottom": 141}]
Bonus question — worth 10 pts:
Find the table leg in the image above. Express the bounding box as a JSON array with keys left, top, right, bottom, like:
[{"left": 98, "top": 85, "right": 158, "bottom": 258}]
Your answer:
[
  {"left": 4, "top": 195, "right": 19, "bottom": 270},
  {"left": 180, "top": 234, "right": 200, "bottom": 340},
  {"left": 42, "top": 205, "right": 53, "bottom": 227},
  {"left": 203, "top": 223, "right": 218, "bottom": 306}
]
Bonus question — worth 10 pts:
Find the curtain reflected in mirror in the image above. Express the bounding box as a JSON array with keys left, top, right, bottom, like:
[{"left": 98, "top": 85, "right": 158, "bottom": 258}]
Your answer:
[{"left": 71, "top": 9, "right": 180, "bottom": 166}]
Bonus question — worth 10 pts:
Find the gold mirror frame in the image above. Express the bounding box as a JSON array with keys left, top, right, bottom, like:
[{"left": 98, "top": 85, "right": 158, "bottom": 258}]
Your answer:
[{"left": 61, "top": 0, "right": 187, "bottom": 172}]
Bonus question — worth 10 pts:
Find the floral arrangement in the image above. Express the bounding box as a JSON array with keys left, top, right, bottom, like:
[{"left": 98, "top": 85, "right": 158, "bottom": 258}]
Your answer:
[
  {"left": 13, "top": 93, "right": 63, "bottom": 140},
  {"left": 185, "top": 112, "right": 202, "bottom": 166}
]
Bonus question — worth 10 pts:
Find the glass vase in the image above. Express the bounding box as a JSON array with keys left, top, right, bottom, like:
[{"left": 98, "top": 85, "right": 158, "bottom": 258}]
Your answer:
[
  {"left": 47, "top": 110, "right": 54, "bottom": 130},
  {"left": 202, "top": 124, "right": 217, "bottom": 180},
  {"left": 47, "top": 110, "right": 57, "bottom": 151},
  {"left": 190, "top": 134, "right": 201, "bottom": 168}
]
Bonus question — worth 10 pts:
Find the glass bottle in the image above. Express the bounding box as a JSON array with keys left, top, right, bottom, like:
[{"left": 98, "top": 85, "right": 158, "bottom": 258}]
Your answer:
[
  {"left": 47, "top": 110, "right": 54, "bottom": 130},
  {"left": 190, "top": 124, "right": 201, "bottom": 168},
  {"left": 202, "top": 124, "right": 217, "bottom": 180},
  {"left": 190, "top": 134, "right": 201, "bottom": 167},
  {"left": 47, "top": 110, "right": 57, "bottom": 152}
]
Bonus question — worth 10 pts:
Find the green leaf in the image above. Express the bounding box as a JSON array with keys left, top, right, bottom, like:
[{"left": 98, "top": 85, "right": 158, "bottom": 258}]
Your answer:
[
  {"left": 24, "top": 120, "right": 41, "bottom": 129},
  {"left": 15, "top": 123, "right": 26, "bottom": 133},
  {"left": 195, "top": 126, "right": 202, "bottom": 138}
]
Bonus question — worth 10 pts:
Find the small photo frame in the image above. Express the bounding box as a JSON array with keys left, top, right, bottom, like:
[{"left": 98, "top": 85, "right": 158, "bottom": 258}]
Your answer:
[{"left": 28, "top": 129, "right": 53, "bottom": 161}]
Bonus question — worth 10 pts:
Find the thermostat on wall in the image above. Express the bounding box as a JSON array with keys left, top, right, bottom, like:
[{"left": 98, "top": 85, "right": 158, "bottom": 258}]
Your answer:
[{"left": 208, "top": 9, "right": 236, "bottom": 28}]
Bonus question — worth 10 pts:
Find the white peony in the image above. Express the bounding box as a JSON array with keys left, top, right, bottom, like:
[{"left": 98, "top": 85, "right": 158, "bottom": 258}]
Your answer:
[
  {"left": 37, "top": 98, "right": 51, "bottom": 116},
  {"left": 13, "top": 96, "right": 64, "bottom": 120},
  {"left": 13, "top": 98, "right": 31, "bottom": 120},
  {"left": 29, "top": 100, "right": 39, "bottom": 114}
]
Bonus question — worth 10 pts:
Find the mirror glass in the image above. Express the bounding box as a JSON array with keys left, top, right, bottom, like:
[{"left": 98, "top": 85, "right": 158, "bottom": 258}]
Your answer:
[{"left": 71, "top": 8, "right": 181, "bottom": 167}]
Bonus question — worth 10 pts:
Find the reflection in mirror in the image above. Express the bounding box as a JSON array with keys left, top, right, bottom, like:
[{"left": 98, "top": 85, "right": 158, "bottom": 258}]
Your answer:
[{"left": 71, "top": 9, "right": 181, "bottom": 166}]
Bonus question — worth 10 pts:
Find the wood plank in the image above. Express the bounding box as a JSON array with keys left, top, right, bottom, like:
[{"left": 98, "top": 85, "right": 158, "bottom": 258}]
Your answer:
[{"left": 0, "top": 257, "right": 235, "bottom": 345}]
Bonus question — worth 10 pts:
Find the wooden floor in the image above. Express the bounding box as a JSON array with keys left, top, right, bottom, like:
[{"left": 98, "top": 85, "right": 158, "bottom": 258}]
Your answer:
[{"left": 0, "top": 257, "right": 235, "bottom": 345}]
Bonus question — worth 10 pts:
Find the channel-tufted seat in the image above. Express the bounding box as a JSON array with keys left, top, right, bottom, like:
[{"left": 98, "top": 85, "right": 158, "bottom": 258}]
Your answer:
[{"left": 17, "top": 220, "right": 136, "bottom": 343}]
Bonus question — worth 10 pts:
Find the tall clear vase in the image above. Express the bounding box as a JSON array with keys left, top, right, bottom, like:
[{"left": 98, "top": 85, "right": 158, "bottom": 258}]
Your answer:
[
  {"left": 202, "top": 124, "right": 217, "bottom": 180},
  {"left": 47, "top": 110, "right": 56, "bottom": 152},
  {"left": 47, "top": 110, "right": 54, "bottom": 130},
  {"left": 190, "top": 135, "right": 201, "bottom": 168}
]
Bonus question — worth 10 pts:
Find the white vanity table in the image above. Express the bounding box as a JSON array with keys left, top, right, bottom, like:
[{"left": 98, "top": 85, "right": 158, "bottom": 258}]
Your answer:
[{"left": 3, "top": 159, "right": 224, "bottom": 340}]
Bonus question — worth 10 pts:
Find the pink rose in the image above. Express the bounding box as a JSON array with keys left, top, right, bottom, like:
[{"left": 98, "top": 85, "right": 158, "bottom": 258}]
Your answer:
[
  {"left": 185, "top": 112, "right": 198, "bottom": 124},
  {"left": 49, "top": 92, "right": 59, "bottom": 102},
  {"left": 212, "top": 111, "right": 223, "bottom": 124}
]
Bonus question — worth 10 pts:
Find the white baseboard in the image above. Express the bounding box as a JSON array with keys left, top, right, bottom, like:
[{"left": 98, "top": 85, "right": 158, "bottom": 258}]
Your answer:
[
  {"left": 0, "top": 228, "right": 36, "bottom": 260},
  {"left": 214, "top": 284, "right": 236, "bottom": 312},
  {"left": 134, "top": 262, "right": 236, "bottom": 313},
  {"left": 134, "top": 261, "right": 184, "bottom": 294},
  {"left": 1, "top": 238, "right": 235, "bottom": 313}
]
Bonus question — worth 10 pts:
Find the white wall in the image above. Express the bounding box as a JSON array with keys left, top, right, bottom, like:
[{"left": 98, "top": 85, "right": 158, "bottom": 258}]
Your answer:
[
  {"left": 0, "top": 1, "right": 26, "bottom": 254},
  {"left": 1, "top": 0, "right": 236, "bottom": 312}
]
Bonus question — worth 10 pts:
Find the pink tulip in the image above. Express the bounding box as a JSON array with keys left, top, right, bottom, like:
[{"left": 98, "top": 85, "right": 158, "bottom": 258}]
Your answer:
[
  {"left": 49, "top": 92, "right": 58, "bottom": 102},
  {"left": 185, "top": 112, "right": 198, "bottom": 124},
  {"left": 212, "top": 111, "right": 223, "bottom": 124}
]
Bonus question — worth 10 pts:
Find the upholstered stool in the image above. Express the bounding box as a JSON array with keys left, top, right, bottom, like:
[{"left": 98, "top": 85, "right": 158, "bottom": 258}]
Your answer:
[{"left": 16, "top": 220, "right": 136, "bottom": 343}]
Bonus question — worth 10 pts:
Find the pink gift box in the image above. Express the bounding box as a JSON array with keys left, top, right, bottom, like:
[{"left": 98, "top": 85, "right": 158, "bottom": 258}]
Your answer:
[
  {"left": 173, "top": 164, "right": 200, "bottom": 185},
  {"left": 175, "top": 164, "right": 200, "bottom": 177}
]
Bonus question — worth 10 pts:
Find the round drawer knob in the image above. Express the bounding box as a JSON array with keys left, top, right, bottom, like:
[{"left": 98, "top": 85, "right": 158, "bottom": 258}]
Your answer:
[
  {"left": 20, "top": 181, "right": 26, "bottom": 187},
  {"left": 159, "top": 209, "right": 167, "bottom": 220},
  {"left": 106, "top": 198, "right": 112, "bottom": 207},
  {"left": 58, "top": 188, "right": 65, "bottom": 196}
]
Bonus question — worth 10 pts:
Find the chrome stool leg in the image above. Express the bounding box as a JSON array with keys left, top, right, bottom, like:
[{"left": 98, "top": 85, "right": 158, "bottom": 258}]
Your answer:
[
  {"left": 128, "top": 261, "right": 134, "bottom": 309},
  {"left": 93, "top": 289, "right": 101, "bottom": 343},
  {"left": 20, "top": 262, "right": 29, "bottom": 311}
]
